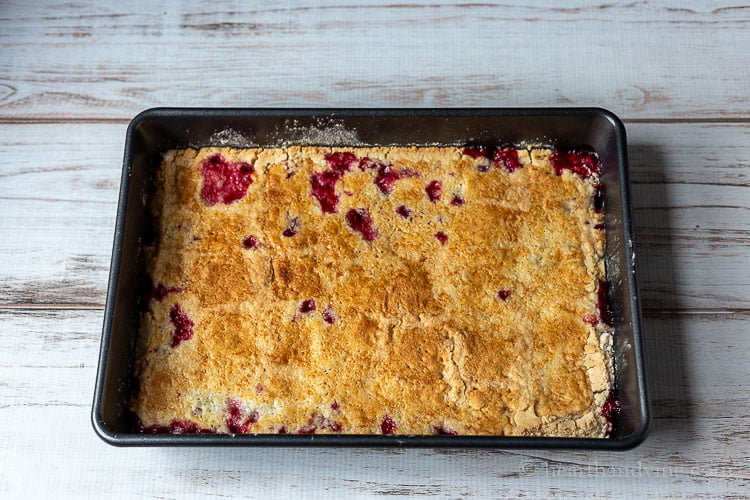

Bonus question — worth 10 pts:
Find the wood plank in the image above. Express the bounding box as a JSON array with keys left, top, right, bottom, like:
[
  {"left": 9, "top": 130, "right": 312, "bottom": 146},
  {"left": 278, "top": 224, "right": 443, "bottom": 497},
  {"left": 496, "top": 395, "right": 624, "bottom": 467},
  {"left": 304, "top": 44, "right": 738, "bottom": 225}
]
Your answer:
[
  {"left": 0, "top": 308, "right": 747, "bottom": 497},
  {"left": 0, "top": 123, "right": 125, "bottom": 306},
  {"left": 1, "top": 0, "right": 749, "bottom": 120},
  {"left": 628, "top": 123, "right": 750, "bottom": 311},
  {"left": 1, "top": 122, "right": 748, "bottom": 309}
]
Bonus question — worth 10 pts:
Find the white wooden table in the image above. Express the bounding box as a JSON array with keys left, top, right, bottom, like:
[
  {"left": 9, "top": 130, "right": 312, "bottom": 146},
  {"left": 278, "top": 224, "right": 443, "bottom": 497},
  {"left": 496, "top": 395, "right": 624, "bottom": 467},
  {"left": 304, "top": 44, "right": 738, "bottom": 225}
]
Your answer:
[{"left": 1, "top": 1, "right": 748, "bottom": 498}]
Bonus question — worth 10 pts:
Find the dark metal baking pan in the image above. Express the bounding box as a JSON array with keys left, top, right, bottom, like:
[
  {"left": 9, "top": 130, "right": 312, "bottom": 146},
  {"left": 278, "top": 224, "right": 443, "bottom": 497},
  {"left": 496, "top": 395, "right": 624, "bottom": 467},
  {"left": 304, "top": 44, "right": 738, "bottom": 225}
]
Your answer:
[{"left": 93, "top": 107, "right": 650, "bottom": 449}]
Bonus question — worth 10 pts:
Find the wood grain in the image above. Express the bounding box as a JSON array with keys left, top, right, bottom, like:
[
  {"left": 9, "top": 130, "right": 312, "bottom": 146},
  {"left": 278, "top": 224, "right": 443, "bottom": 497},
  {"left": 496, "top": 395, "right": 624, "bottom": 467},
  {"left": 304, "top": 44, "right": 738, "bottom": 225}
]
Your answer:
[
  {"left": 1, "top": 122, "right": 747, "bottom": 309},
  {"left": 1, "top": 0, "right": 749, "bottom": 120},
  {"left": 0, "top": 308, "right": 747, "bottom": 498}
]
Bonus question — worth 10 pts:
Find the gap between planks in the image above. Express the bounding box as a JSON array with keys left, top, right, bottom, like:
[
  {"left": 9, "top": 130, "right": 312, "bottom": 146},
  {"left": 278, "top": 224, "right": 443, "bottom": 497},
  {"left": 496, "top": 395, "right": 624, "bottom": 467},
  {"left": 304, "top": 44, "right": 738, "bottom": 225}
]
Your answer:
[{"left": 0, "top": 303, "right": 103, "bottom": 310}]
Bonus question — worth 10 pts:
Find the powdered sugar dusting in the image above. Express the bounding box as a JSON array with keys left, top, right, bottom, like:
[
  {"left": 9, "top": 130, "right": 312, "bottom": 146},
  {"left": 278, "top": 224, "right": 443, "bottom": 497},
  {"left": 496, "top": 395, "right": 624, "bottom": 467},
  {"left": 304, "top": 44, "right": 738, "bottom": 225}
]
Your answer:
[
  {"left": 280, "top": 119, "right": 363, "bottom": 146},
  {"left": 208, "top": 128, "right": 255, "bottom": 148}
]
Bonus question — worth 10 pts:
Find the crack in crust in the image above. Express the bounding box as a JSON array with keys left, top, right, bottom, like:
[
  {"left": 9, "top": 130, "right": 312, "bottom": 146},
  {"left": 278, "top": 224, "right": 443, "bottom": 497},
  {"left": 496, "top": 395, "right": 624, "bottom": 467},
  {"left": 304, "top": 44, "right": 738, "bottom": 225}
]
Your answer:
[{"left": 441, "top": 331, "right": 468, "bottom": 406}]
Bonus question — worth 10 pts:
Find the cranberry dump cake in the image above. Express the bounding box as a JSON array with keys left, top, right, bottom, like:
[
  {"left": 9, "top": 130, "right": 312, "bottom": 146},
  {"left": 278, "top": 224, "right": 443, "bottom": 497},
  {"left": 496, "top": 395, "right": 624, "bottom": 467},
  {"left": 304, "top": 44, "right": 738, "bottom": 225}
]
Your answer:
[{"left": 132, "top": 145, "right": 614, "bottom": 437}]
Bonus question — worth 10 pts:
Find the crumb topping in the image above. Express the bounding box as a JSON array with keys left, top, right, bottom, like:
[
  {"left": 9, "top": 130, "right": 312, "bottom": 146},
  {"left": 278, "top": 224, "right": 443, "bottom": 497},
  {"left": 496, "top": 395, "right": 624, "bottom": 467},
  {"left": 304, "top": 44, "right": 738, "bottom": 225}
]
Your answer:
[{"left": 132, "top": 146, "right": 612, "bottom": 437}]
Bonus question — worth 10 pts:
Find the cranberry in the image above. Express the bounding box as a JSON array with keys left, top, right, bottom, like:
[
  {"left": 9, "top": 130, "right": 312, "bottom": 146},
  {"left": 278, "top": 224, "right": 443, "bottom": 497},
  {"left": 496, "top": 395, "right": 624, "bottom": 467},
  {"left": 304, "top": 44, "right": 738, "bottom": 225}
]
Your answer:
[
  {"left": 324, "top": 152, "right": 358, "bottom": 173},
  {"left": 380, "top": 415, "right": 398, "bottom": 435},
  {"left": 497, "top": 290, "right": 512, "bottom": 301},
  {"left": 278, "top": 426, "right": 289, "bottom": 434},
  {"left": 593, "top": 183, "right": 605, "bottom": 213},
  {"left": 597, "top": 280, "right": 613, "bottom": 326},
  {"left": 450, "top": 195, "right": 465, "bottom": 207},
  {"left": 550, "top": 149, "right": 601, "bottom": 180},
  {"left": 310, "top": 152, "right": 358, "bottom": 214},
  {"left": 374, "top": 164, "right": 418, "bottom": 195},
  {"left": 331, "top": 401, "right": 341, "bottom": 411},
  {"left": 396, "top": 205, "right": 413, "bottom": 219},
  {"left": 434, "top": 231, "right": 448, "bottom": 245},
  {"left": 462, "top": 145, "right": 522, "bottom": 173},
  {"left": 310, "top": 169, "right": 344, "bottom": 214},
  {"left": 283, "top": 217, "right": 300, "bottom": 237},
  {"left": 345, "top": 208, "right": 379, "bottom": 242},
  {"left": 297, "top": 413, "right": 321, "bottom": 434},
  {"left": 199, "top": 154, "right": 254, "bottom": 206},
  {"left": 594, "top": 223, "right": 605, "bottom": 230},
  {"left": 583, "top": 314, "right": 599, "bottom": 326},
  {"left": 601, "top": 392, "right": 620, "bottom": 437},
  {"left": 256, "top": 383, "right": 264, "bottom": 394},
  {"left": 461, "top": 146, "right": 489, "bottom": 159},
  {"left": 357, "top": 156, "right": 376, "bottom": 170},
  {"left": 322, "top": 304, "right": 336, "bottom": 324},
  {"left": 432, "top": 425, "right": 458, "bottom": 435},
  {"left": 425, "top": 180, "right": 442, "bottom": 203},
  {"left": 299, "top": 299, "right": 316, "bottom": 314},
  {"left": 225, "top": 398, "right": 257, "bottom": 434},
  {"left": 169, "top": 304, "right": 194, "bottom": 348},
  {"left": 150, "top": 283, "right": 181, "bottom": 302},
  {"left": 492, "top": 148, "right": 522, "bottom": 173},
  {"left": 242, "top": 235, "right": 258, "bottom": 249}
]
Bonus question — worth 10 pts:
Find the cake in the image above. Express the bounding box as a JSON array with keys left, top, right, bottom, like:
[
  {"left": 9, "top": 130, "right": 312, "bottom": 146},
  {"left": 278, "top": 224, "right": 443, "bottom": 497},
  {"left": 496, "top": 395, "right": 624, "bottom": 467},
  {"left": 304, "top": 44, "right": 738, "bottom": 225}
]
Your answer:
[{"left": 131, "top": 144, "right": 614, "bottom": 438}]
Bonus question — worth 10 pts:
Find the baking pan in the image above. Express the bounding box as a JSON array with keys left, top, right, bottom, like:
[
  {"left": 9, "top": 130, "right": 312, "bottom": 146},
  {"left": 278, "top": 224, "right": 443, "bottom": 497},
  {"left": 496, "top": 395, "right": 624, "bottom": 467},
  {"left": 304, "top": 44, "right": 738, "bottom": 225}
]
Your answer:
[{"left": 93, "top": 107, "right": 650, "bottom": 449}]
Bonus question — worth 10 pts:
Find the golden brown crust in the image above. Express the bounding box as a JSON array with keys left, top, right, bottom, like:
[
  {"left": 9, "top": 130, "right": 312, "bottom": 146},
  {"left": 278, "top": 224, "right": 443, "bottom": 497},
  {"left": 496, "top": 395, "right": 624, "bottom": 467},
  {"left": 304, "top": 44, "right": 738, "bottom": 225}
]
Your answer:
[{"left": 132, "top": 146, "right": 612, "bottom": 437}]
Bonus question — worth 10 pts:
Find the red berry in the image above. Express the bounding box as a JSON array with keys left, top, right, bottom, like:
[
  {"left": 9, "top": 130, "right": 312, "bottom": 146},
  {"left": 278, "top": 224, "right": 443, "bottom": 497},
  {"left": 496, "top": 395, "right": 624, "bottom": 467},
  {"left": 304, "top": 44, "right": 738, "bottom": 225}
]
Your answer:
[
  {"left": 492, "top": 148, "right": 522, "bottom": 173},
  {"left": 324, "top": 152, "right": 358, "bottom": 173},
  {"left": 461, "top": 146, "right": 489, "bottom": 159},
  {"left": 300, "top": 299, "right": 316, "bottom": 314},
  {"left": 311, "top": 153, "right": 359, "bottom": 214},
  {"left": 225, "top": 398, "right": 257, "bottom": 434},
  {"left": 322, "top": 304, "right": 336, "bottom": 324},
  {"left": 149, "top": 283, "right": 182, "bottom": 302},
  {"left": 396, "top": 205, "right": 413, "bottom": 219},
  {"left": 169, "top": 304, "right": 194, "bottom": 348},
  {"left": 374, "top": 164, "right": 418, "bottom": 195},
  {"left": 425, "top": 180, "right": 442, "bottom": 203},
  {"left": 346, "top": 208, "right": 379, "bottom": 242},
  {"left": 242, "top": 235, "right": 258, "bottom": 249},
  {"left": 380, "top": 415, "right": 398, "bottom": 435},
  {"left": 497, "top": 290, "right": 512, "bottom": 301},
  {"left": 550, "top": 149, "right": 601, "bottom": 180},
  {"left": 199, "top": 154, "right": 254, "bottom": 206},
  {"left": 600, "top": 392, "right": 620, "bottom": 437},
  {"left": 583, "top": 314, "right": 599, "bottom": 326}
]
